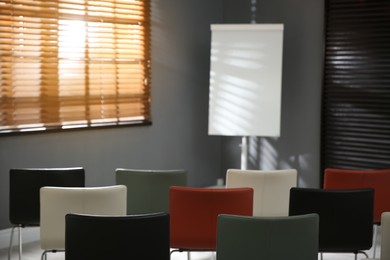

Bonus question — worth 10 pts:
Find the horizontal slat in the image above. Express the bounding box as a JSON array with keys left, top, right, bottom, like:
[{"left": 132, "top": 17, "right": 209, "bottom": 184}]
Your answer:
[
  {"left": 321, "top": 0, "right": 390, "bottom": 175},
  {"left": 0, "top": 0, "right": 151, "bottom": 133}
]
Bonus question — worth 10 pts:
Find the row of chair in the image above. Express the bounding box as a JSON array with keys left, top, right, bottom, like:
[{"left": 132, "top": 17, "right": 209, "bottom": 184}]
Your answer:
[
  {"left": 12, "top": 182, "right": 254, "bottom": 259},
  {"left": 8, "top": 167, "right": 390, "bottom": 260},
  {"left": 37, "top": 184, "right": 312, "bottom": 260},
  {"left": 218, "top": 211, "right": 390, "bottom": 260},
  {"left": 8, "top": 167, "right": 187, "bottom": 260},
  {"left": 227, "top": 168, "right": 390, "bottom": 259},
  {"left": 48, "top": 186, "right": 375, "bottom": 260},
  {"left": 58, "top": 186, "right": 386, "bottom": 260},
  {"left": 323, "top": 168, "right": 390, "bottom": 258},
  {"left": 8, "top": 167, "right": 295, "bottom": 260},
  {"left": 64, "top": 211, "right": 320, "bottom": 260}
]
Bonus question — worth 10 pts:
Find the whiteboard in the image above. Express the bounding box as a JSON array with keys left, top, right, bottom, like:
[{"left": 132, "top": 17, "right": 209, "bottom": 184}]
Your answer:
[{"left": 208, "top": 24, "right": 284, "bottom": 137}]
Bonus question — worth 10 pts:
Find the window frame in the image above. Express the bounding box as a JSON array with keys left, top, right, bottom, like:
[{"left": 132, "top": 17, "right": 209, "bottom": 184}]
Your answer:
[{"left": 0, "top": 0, "right": 152, "bottom": 135}]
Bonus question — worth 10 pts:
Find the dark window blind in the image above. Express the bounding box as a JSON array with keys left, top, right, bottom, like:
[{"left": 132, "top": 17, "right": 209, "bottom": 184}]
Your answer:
[
  {"left": 321, "top": 0, "right": 390, "bottom": 175},
  {"left": 0, "top": 0, "right": 151, "bottom": 134}
]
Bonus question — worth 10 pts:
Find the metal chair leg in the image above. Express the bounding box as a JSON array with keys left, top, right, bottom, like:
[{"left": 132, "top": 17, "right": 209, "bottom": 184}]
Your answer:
[
  {"left": 8, "top": 225, "right": 23, "bottom": 260},
  {"left": 18, "top": 226, "right": 23, "bottom": 260},
  {"left": 8, "top": 226, "right": 15, "bottom": 260},
  {"left": 41, "top": 250, "right": 48, "bottom": 260},
  {"left": 373, "top": 224, "right": 378, "bottom": 258}
]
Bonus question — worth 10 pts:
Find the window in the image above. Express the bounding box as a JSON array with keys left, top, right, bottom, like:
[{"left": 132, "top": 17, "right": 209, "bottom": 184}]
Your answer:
[
  {"left": 0, "top": 0, "right": 151, "bottom": 133},
  {"left": 321, "top": 0, "right": 390, "bottom": 180}
]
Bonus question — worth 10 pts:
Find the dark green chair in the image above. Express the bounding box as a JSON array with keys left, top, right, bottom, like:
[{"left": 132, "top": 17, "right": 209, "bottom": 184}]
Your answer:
[
  {"left": 115, "top": 168, "right": 187, "bottom": 214},
  {"left": 216, "top": 213, "right": 319, "bottom": 260}
]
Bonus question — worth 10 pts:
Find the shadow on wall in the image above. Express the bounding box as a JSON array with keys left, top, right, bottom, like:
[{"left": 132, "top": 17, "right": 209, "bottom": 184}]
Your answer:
[{"left": 247, "top": 136, "right": 316, "bottom": 188}]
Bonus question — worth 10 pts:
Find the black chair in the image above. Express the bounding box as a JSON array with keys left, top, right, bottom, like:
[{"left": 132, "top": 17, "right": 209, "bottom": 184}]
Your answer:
[
  {"left": 289, "top": 187, "right": 374, "bottom": 260},
  {"left": 65, "top": 213, "right": 170, "bottom": 260},
  {"left": 9, "top": 167, "right": 85, "bottom": 260}
]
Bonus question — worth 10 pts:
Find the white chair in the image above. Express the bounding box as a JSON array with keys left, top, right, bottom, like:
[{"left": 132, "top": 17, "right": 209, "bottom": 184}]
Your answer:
[
  {"left": 366, "top": 212, "right": 390, "bottom": 260},
  {"left": 226, "top": 169, "right": 297, "bottom": 216},
  {"left": 382, "top": 212, "right": 390, "bottom": 260},
  {"left": 40, "top": 185, "right": 127, "bottom": 260}
]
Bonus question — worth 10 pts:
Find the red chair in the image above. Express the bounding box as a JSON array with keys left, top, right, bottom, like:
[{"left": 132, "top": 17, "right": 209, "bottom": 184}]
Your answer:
[
  {"left": 323, "top": 168, "right": 390, "bottom": 257},
  {"left": 324, "top": 168, "right": 390, "bottom": 224},
  {"left": 169, "top": 186, "right": 253, "bottom": 258}
]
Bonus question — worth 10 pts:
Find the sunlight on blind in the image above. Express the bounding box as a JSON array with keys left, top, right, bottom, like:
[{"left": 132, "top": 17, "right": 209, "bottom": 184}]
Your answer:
[{"left": 0, "top": 0, "right": 151, "bottom": 133}]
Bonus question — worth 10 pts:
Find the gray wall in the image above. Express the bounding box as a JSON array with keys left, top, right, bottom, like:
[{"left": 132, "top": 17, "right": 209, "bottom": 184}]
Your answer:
[
  {"left": 221, "top": 0, "right": 325, "bottom": 188},
  {"left": 0, "top": 0, "right": 224, "bottom": 230},
  {"left": 0, "top": 0, "right": 325, "bottom": 230}
]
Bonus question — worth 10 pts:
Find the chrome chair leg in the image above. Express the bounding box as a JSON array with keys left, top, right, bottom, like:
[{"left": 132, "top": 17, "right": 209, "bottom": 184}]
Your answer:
[
  {"left": 8, "top": 225, "right": 23, "bottom": 260},
  {"left": 41, "top": 250, "right": 48, "bottom": 260},
  {"left": 373, "top": 224, "right": 378, "bottom": 258},
  {"left": 18, "top": 226, "right": 23, "bottom": 260},
  {"left": 8, "top": 226, "right": 15, "bottom": 260}
]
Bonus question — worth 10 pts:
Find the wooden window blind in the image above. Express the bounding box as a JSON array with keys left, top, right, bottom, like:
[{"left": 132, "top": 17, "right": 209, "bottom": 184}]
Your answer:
[
  {"left": 0, "top": 0, "right": 151, "bottom": 133},
  {"left": 321, "top": 0, "right": 390, "bottom": 176}
]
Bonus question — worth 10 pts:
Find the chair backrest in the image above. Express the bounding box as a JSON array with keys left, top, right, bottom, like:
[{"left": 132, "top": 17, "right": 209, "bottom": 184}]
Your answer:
[
  {"left": 226, "top": 169, "right": 297, "bottom": 216},
  {"left": 289, "top": 187, "right": 374, "bottom": 254},
  {"left": 65, "top": 212, "right": 170, "bottom": 260},
  {"left": 40, "top": 185, "right": 127, "bottom": 251},
  {"left": 9, "top": 167, "right": 85, "bottom": 226},
  {"left": 170, "top": 186, "right": 253, "bottom": 251},
  {"left": 324, "top": 168, "right": 390, "bottom": 223},
  {"left": 115, "top": 168, "right": 187, "bottom": 214},
  {"left": 382, "top": 212, "right": 390, "bottom": 260},
  {"left": 216, "top": 213, "right": 319, "bottom": 260}
]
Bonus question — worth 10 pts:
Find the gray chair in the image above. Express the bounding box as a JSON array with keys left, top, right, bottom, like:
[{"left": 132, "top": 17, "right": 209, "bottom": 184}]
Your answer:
[
  {"left": 8, "top": 167, "right": 85, "bottom": 260},
  {"left": 115, "top": 168, "right": 187, "bottom": 214},
  {"left": 216, "top": 213, "right": 319, "bottom": 260}
]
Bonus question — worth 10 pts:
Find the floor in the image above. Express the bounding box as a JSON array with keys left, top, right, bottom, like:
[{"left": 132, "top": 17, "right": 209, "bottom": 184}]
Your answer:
[
  {"left": 0, "top": 241, "right": 380, "bottom": 260},
  {"left": 0, "top": 225, "right": 382, "bottom": 260}
]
